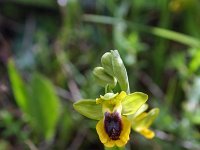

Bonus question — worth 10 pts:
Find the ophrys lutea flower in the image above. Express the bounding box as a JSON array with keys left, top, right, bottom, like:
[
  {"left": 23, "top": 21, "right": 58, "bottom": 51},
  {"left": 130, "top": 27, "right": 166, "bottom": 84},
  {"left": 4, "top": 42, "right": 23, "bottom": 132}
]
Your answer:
[
  {"left": 73, "top": 91, "right": 148, "bottom": 147},
  {"left": 73, "top": 49, "right": 159, "bottom": 148}
]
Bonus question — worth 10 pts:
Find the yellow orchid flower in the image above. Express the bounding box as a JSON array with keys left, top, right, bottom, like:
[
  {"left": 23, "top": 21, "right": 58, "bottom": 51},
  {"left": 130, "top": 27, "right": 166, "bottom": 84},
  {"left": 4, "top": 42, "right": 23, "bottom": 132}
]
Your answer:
[
  {"left": 73, "top": 91, "right": 148, "bottom": 147},
  {"left": 73, "top": 50, "right": 159, "bottom": 148}
]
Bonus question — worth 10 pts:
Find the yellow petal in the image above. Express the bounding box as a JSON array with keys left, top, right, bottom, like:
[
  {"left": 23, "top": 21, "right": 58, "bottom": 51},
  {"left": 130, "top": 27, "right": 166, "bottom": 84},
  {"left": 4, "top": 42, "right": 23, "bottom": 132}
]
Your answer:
[
  {"left": 138, "top": 128, "right": 155, "bottom": 139},
  {"left": 96, "top": 119, "right": 109, "bottom": 143},
  {"left": 115, "top": 139, "right": 126, "bottom": 147},
  {"left": 117, "top": 91, "right": 127, "bottom": 101},
  {"left": 119, "top": 116, "right": 131, "bottom": 143},
  {"left": 104, "top": 140, "right": 115, "bottom": 147}
]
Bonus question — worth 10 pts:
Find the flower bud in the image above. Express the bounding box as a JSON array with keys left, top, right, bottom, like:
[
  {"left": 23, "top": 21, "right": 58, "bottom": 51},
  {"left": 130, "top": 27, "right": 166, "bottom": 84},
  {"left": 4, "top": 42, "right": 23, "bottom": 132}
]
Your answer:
[
  {"left": 111, "top": 50, "right": 130, "bottom": 93},
  {"left": 93, "top": 67, "right": 117, "bottom": 88},
  {"left": 101, "top": 52, "right": 114, "bottom": 76}
]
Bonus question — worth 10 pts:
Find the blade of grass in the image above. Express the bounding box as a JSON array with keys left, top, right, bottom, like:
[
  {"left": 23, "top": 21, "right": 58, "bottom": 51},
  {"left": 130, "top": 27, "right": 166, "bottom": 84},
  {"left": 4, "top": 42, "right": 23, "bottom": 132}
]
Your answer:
[{"left": 83, "top": 14, "right": 200, "bottom": 48}]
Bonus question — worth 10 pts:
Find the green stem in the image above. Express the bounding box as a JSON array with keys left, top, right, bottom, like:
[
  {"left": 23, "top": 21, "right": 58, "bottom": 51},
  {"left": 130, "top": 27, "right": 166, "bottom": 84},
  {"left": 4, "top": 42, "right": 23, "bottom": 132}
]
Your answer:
[
  {"left": 104, "top": 146, "right": 125, "bottom": 150},
  {"left": 105, "top": 85, "right": 113, "bottom": 93}
]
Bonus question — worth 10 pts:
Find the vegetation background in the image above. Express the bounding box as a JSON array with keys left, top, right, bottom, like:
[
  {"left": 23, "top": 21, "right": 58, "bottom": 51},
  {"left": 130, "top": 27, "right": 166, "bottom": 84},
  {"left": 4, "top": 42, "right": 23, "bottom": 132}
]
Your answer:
[{"left": 0, "top": 0, "right": 200, "bottom": 149}]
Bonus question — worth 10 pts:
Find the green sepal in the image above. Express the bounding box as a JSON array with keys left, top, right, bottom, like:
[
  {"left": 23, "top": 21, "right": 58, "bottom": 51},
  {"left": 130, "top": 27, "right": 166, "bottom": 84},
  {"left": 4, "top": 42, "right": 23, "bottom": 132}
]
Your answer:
[
  {"left": 132, "top": 108, "right": 159, "bottom": 129},
  {"left": 111, "top": 50, "right": 130, "bottom": 93},
  {"left": 73, "top": 99, "right": 103, "bottom": 120},
  {"left": 122, "top": 92, "right": 148, "bottom": 115},
  {"left": 93, "top": 67, "right": 117, "bottom": 88}
]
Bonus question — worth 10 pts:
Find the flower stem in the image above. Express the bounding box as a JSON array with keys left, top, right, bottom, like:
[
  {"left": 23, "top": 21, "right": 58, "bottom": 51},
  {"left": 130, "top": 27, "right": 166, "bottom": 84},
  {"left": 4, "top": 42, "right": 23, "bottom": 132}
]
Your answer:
[{"left": 104, "top": 146, "right": 125, "bottom": 150}]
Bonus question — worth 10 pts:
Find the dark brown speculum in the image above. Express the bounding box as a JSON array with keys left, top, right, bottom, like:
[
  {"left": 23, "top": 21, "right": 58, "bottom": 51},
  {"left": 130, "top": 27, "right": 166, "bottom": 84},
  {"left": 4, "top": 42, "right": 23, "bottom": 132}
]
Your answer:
[{"left": 104, "top": 111, "right": 122, "bottom": 140}]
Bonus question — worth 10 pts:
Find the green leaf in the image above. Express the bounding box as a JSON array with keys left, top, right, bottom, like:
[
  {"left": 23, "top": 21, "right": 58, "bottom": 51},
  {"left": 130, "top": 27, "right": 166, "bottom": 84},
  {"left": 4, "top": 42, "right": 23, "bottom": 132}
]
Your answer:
[
  {"left": 57, "top": 109, "right": 74, "bottom": 148},
  {"left": 7, "top": 61, "right": 60, "bottom": 140},
  {"left": 73, "top": 100, "right": 103, "bottom": 120},
  {"left": 189, "top": 48, "right": 200, "bottom": 73},
  {"left": 7, "top": 59, "right": 28, "bottom": 113},
  {"left": 28, "top": 74, "right": 61, "bottom": 140},
  {"left": 133, "top": 108, "right": 159, "bottom": 128},
  {"left": 122, "top": 92, "right": 148, "bottom": 115}
]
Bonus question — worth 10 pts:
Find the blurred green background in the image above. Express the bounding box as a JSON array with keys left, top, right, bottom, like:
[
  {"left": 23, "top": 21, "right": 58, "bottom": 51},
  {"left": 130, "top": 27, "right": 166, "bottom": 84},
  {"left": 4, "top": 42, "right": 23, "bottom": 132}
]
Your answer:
[{"left": 0, "top": 0, "right": 200, "bottom": 149}]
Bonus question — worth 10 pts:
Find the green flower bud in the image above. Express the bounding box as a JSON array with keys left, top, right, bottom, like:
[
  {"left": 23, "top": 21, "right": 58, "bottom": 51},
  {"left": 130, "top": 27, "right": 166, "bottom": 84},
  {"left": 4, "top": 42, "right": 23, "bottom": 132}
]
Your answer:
[
  {"left": 101, "top": 52, "right": 114, "bottom": 76},
  {"left": 111, "top": 50, "right": 130, "bottom": 93},
  {"left": 93, "top": 67, "right": 117, "bottom": 88}
]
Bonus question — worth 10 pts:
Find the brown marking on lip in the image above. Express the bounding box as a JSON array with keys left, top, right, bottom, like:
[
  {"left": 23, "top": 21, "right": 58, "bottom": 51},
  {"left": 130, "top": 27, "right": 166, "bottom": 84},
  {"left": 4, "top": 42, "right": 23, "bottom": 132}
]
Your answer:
[{"left": 104, "top": 112, "right": 122, "bottom": 140}]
